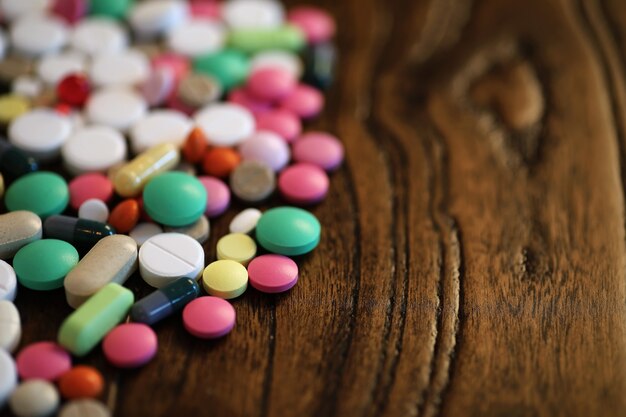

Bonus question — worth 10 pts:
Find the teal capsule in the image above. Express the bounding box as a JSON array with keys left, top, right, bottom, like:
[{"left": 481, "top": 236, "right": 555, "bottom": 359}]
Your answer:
[{"left": 227, "top": 25, "right": 306, "bottom": 54}]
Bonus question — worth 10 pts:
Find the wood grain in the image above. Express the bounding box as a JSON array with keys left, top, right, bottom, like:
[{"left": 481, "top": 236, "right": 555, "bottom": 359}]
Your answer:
[{"left": 3, "top": 0, "right": 626, "bottom": 416}]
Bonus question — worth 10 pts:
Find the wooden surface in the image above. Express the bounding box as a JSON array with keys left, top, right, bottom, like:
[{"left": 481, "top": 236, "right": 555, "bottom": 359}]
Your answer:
[{"left": 6, "top": 0, "right": 626, "bottom": 416}]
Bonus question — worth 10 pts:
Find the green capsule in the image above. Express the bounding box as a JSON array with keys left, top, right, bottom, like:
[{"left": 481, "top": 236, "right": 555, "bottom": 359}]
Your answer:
[
  {"left": 227, "top": 25, "right": 306, "bottom": 54},
  {"left": 193, "top": 49, "right": 250, "bottom": 91}
]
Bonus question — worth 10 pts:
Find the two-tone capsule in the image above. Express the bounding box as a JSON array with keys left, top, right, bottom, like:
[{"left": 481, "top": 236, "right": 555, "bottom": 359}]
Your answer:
[
  {"left": 0, "top": 139, "right": 38, "bottom": 183},
  {"left": 43, "top": 215, "right": 115, "bottom": 253},
  {"left": 130, "top": 278, "right": 199, "bottom": 325}
]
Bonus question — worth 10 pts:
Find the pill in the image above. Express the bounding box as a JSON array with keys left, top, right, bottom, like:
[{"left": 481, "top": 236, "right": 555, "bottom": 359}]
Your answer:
[
  {"left": 247, "top": 254, "right": 298, "bottom": 293},
  {"left": 64, "top": 235, "right": 138, "bottom": 308},
  {"left": 228, "top": 87, "right": 273, "bottom": 115},
  {"left": 12, "top": 75, "right": 43, "bottom": 99},
  {"left": 152, "top": 52, "right": 190, "bottom": 84},
  {"left": 198, "top": 176, "right": 231, "bottom": 217},
  {"left": 167, "top": 19, "right": 225, "bottom": 57},
  {"left": 10, "top": 13, "right": 68, "bottom": 57},
  {"left": 130, "top": 277, "right": 199, "bottom": 325},
  {"left": 193, "top": 48, "right": 249, "bottom": 91},
  {"left": 129, "top": 222, "right": 163, "bottom": 246},
  {"left": 0, "top": 349, "right": 17, "bottom": 407},
  {"left": 10, "top": 379, "right": 59, "bottom": 417},
  {"left": 59, "top": 399, "right": 110, "bottom": 417},
  {"left": 142, "top": 172, "right": 207, "bottom": 226},
  {"left": 36, "top": 51, "right": 85, "bottom": 86},
  {"left": 238, "top": 131, "right": 290, "bottom": 171},
  {"left": 13, "top": 239, "right": 79, "bottom": 291},
  {"left": 0, "top": 300, "right": 20, "bottom": 352},
  {"left": 230, "top": 160, "right": 275, "bottom": 203},
  {"left": 44, "top": 215, "right": 115, "bottom": 253},
  {"left": 5, "top": 172, "right": 69, "bottom": 219},
  {"left": 287, "top": 6, "right": 336, "bottom": 44},
  {"left": 202, "top": 147, "right": 241, "bottom": 178},
  {"left": 90, "top": 49, "right": 150, "bottom": 87},
  {"left": 247, "top": 67, "right": 296, "bottom": 101},
  {"left": 139, "top": 233, "right": 204, "bottom": 288},
  {"left": 108, "top": 199, "right": 140, "bottom": 233},
  {"left": 280, "top": 83, "right": 324, "bottom": 119},
  {"left": 103, "top": 323, "right": 157, "bottom": 368},
  {"left": 189, "top": 1, "right": 220, "bottom": 19},
  {"left": 202, "top": 260, "right": 248, "bottom": 299},
  {"left": 227, "top": 25, "right": 305, "bottom": 54},
  {"left": 222, "top": 0, "right": 284, "bottom": 29},
  {"left": 58, "top": 366, "right": 104, "bottom": 399},
  {"left": 129, "top": 0, "right": 188, "bottom": 38},
  {"left": 181, "top": 127, "right": 208, "bottom": 164},
  {"left": 217, "top": 233, "right": 257, "bottom": 266},
  {"left": 0, "top": 94, "right": 30, "bottom": 124},
  {"left": 89, "top": 0, "right": 131, "bottom": 19},
  {"left": 250, "top": 50, "right": 303, "bottom": 78},
  {"left": 58, "top": 283, "right": 134, "bottom": 356},
  {"left": 255, "top": 108, "right": 301, "bottom": 142},
  {"left": 16, "top": 342, "right": 71, "bottom": 381},
  {"left": 164, "top": 215, "right": 210, "bottom": 244},
  {"left": 56, "top": 73, "right": 91, "bottom": 108},
  {"left": 68, "top": 173, "right": 113, "bottom": 209},
  {"left": 8, "top": 108, "right": 72, "bottom": 161},
  {"left": 0, "top": 139, "right": 38, "bottom": 182},
  {"left": 229, "top": 208, "right": 262, "bottom": 234},
  {"left": 130, "top": 110, "right": 192, "bottom": 154},
  {"left": 50, "top": 0, "right": 88, "bottom": 25},
  {"left": 62, "top": 126, "right": 127, "bottom": 176},
  {"left": 78, "top": 199, "right": 109, "bottom": 223},
  {"left": 177, "top": 72, "right": 222, "bottom": 108},
  {"left": 292, "top": 131, "right": 344, "bottom": 171},
  {"left": 86, "top": 87, "right": 148, "bottom": 131},
  {"left": 302, "top": 41, "right": 336, "bottom": 90},
  {"left": 1, "top": 0, "right": 51, "bottom": 21},
  {"left": 0, "top": 261, "right": 17, "bottom": 301},
  {"left": 255, "top": 206, "right": 321, "bottom": 255},
  {"left": 113, "top": 143, "right": 180, "bottom": 197},
  {"left": 183, "top": 296, "right": 236, "bottom": 339},
  {"left": 0, "top": 211, "right": 42, "bottom": 260},
  {"left": 194, "top": 103, "right": 255, "bottom": 146},
  {"left": 278, "top": 163, "right": 329, "bottom": 205},
  {"left": 140, "top": 67, "right": 175, "bottom": 107},
  {"left": 70, "top": 18, "right": 128, "bottom": 56}
]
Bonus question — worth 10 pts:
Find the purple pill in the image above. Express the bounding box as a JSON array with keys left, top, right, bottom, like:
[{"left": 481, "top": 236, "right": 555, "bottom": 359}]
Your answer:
[
  {"left": 198, "top": 176, "right": 231, "bottom": 218},
  {"left": 238, "top": 131, "right": 290, "bottom": 172}
]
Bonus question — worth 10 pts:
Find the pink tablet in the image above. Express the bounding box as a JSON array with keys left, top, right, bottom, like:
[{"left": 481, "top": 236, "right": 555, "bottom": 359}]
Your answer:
[
  {"left": 280, "top": 84, "right": 324, "bottom": 119},
  {"left": 255, "top": 109, "right": 302, "bottom": 143},
  {"left": 68, "top": 173, "right": 113, "bottom": 210},
  {"left": 292, "top": 132, "right": 344, "bottom": 171},
  {"left": 183, "top": 296, "right": 236, "bottom": 339},
  {"left": 278, "top": 163, "right": 329, "bottom": 205},
  {"left": 247, "top": 68, "right": 296, "bottom": 102},
  {"left": 103, "top": 323, "right": 158, "bottom": 368},
  {"left": 16, "top": 341, "right": 72, "bottom": 381},
  {"left": 198, "top": 176, "right": 231, "bottom": 218},
  {"left": 288, "top": 6, "right": 336, "bottom": 44},
  {"left": 248, "top": 255, "right": 299, "bottom": 293}
]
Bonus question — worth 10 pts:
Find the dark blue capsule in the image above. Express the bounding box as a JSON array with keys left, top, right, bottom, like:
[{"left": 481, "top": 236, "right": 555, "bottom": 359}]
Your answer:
[{"left": 130, "top": 278, "right": 200, "bottom": 325}]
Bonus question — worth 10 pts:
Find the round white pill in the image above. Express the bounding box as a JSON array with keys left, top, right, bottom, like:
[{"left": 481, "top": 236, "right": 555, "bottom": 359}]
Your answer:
[
  {"left": 9, "top": 108, "right": 72, "bottom": 161},
  {"left": 167, "top": 19, "right": 225, "bottom": 57},
  {"left": 12, "top": 75, "right": 42, "bottom": 98},
  {"left": 130, "top": 109, "right": 192, "bottom": 154},
  {"left": 0, "top": 349, "right": 16, "bottom": 408},
  {"left": 70, "top": 18, "right": 128, "bottom": 57},
  {"left": 193, "top": 103, "right": 255, "bottom": 146},
  {"left": 238, "top": 130, "right": 290, "bottom": 171},
  {"left": 139, "top": 233, "right": 204, "bottom": 288},
  {"left": 10, "top": 380, "right": 59, "bottom": 417},
  {"left": 0, "top": 300, "right": 20, "bottom": 352},
  {"left": 37, "top": 51, "right": 86, "bottom": 86},
  {"left": 10, "top": 13, "right": 68, "bottom": 57},
  {"left": 78, "top": 199, "right": 110, "bottom": 223},
  {"left": 0, "top": 0, "right": 50, "bottom": 22},
  {"left": 229, "top": 208, "right": 262, "bottom": 234},
  {"left": 250, "top": 50, "right": 303, "bottom": 78},
  {"left": 223, "top": 0, "right": 284, "bottom": 29},
  {"left": 129, "top": 0, "right": 189, "bottom": 37},
  {"left": 90, "top": 50, "right": 150, "bottom": 87},
  {"left": 0, "top": 260, "right": 16, "bottom": 301},
  {"left": 129, "top": 223, "right": 163, "bottom": 247},
  {"left": 59, "top": 399, "right": 111, "bottom": 417},
  {"left": 86, "top": 87, "right": 148, "bottom": 131},
  {"left": 62, "top": 126, "right": 127, "bottom": 175}
]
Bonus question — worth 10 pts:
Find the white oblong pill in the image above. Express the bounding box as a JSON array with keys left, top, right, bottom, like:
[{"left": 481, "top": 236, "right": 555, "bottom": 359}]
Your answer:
[
  {"left": 0, "top": 349, "right": 16, "bottom": 407},
  {"left": 229, "top": 208, "right": 262, "bottom": 234},
  {"left": 130, "top": 109, "right": 192, "bottom": 154},
  {"left": 250, "top": 50, "right": 303, "bottom": 78},
  {"left": 90, "top": 49, "right": 150, "bottom": 87},
  {"left": 0, "top": 301, "right": 20, "bottom": 352},
  {"left": 0, "top": 211, "right": 42, "bottom": 260},
  {"left": 0, "top": 260, "right": 16, "bottom": 301},
  {"left": 62, "top": 125, "right": 127, "bottom": 175},
  {"left": 222, "top": 0, "right": 284, "bottom": 29},
  {"left": 129, "top": 0, "right": 188, "bottom": 37},
  {"left": 0, "top": 0, "right": 50, "bottom": 22},
  {"left": 86, "top": 87, "right": 147, "bottom": 132},
  {"left": 78, "top": 199, "right": 109, "bottom": 223},
  {"left": 37, "top": 51, "right": 85, "bottom": 86},
  {"left": 193, "top": 103, "right": 255, "bottom": 146},
  {"left": 9, "top": 380, "right": 59, "bottom": 417},
  {"left": 8, "top": 108, "right": 72, "bottom": 161},
  {"left": 129, "top": 222, "right": 163, "bottom": 247},
  {"left": 70, "top": 18, "right": 128, "bottom": 57},
  {"left": 139, "top": 233, "right": 204, "bottom": 288},
  {"left": 167, "top": 19, "right": 225, "bottom": 57},
  {"left": 10, "top": 13, "right": 68, "bottom": 57}
]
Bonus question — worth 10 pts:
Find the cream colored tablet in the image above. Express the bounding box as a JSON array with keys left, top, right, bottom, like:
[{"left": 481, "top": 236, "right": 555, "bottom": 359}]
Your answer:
[
  {"left": 9, "top": 380, "right": 59, "bottom": 417},
  {"left": 0, "top": 260, "right": 16, "bottom": 301},
  {"left": 86, "top": 87, "right": 147, "bottom": 131},
  {"left": 0, "top": 301, "right": 20, "bottom": 352},
  {"left": 70, "top": 18, "right": 128, "bottom": 57},
  {"left": 0, "top": 211, "right": 42, "bottom": 260},
  {"left": 164, "top": 215, "right": 210, "bottom": 244},
  {"left": 10, "top": 13, "right": 68, "bottom": 57},
  {"left": 90, "top": 50, "right": 150, "bottom": 87},
  {"left": 62, "top": 125, "right": 127, "bottom": 175},
  {"left": 129, "top": 222, "right": 163, "bottom": 247}
]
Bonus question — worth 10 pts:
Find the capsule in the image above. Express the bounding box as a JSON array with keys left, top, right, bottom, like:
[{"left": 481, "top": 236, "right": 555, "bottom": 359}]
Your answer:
[
  {"left": 227, "top": 25, "right": 306, "bottom": 54},
  {"left": 130, "top": 278, "right": 199, "bottom": 325},
  {"left": 0, "top": 139, "right": 38, "bottom": 183},
  {"left": 44, "top": 215, "right": 115, "bottom": 253},
  {"left": 113, "top": 143, "right": 180, "bottom": 197},
  {"left": 302, "top": 42, "right": 336, "bottom": 90}
]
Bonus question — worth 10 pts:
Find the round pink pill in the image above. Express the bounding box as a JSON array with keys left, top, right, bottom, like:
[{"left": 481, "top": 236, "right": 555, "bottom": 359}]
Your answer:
[
  {"left": 280, "top": 84, "right": 324, "bottom": 119},
  {"left": 68, "top": 173, "right": 113, "bottom": 210},
  {"left": 228, "top": 88, "right": 273, "bottom": 115},
  {"left": 292, "top": 132, "right": 344, "bottom": 171},
  {"left": 288, "top": 6, "right": 336, "bottom": 44},
  {"left": 239, "top": 131, "right": 290, "bottom": 172},
  {"left": 278, "top": 163, "right": 329, "bottom": 205},
  {"left": 152, "top": 53, "right": 190, "bottom": 84},
  {"left": 247, "top": 68, "right": 296, "bottom": 102},
  {"left": 51, "top": 0, "right": 88, "bottom": 24},
  {"left": 248, "top": 255, "right": 298, "bottom": 293},
  {"left": 102, "top": 323, "right": 158, "bottom": 368},
  {"left": 199, "top": 176, "right": 231, "bottom": 217},
  {"left": 16, "top": 342, "right": 72, "bottom": 381},
  {"left": 255, "top": 109, "right": 302, "bottom": 143},
  {"left": 189, "top": 1, "right": 221, "bottom": 19},
  {"left": 183, "top": 296, "right": 236, "bottom": 339}
]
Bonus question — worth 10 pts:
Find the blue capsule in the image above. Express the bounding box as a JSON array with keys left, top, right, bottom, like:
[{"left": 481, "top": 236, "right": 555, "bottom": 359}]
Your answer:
[{"left": 130, "top": 278, "right": 200, "bottom": 325}]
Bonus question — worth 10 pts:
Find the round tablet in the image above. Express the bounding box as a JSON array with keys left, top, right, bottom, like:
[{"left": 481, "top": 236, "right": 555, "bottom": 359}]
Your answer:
[
  {"left": 62, "top": 126, "right": 127, "bottom": 175},
  {"left": 193, "top": 48, "right": 249, "bottom": 91},
  {"left": 177, "top": 72, "right": 222, "bottom": 108},
  {"left": 292, "top": 132, "right": 344, "bottom": 171},
  {"left": 193, "top": 103, "right": 255, "bottom": 146},
  {"left": 222, "top": 0, "right": 284, "bottom": 29},
  {"left": 139, "top": 233, "right": 204, "bottom": 288},
  {"left": 129, "top": 222, "right": 163, "bottom": 246},
  {"left": 255, "top": 109, "right": 301, "bottom": 142},
  {"left": 5, "top": 172, "right": 69, "bottom": 218},
  {"left": 247, "top": 67, "right": 296, "bottom": 101},
  {"left": 202, "top": 260, "right": 248, "bottom": 299},
  {"left": 36, "top": 51, "right": 85, "bottom": 86},
  {"left": 0, "top": 300, "right": 20, "bottom": 352},
  {"left": 228, "top": 87, "right": 273, "bottom": 115},
  {"left": 16, "top": 342, "right": 71, "bottom": 381},
  {"left": 167, "top": 19, "right": 225, "bottom": 57},
  {"left": 281, "top": 83, "right": 324, "bottom": 119},
  {"left": 57, "top": 73, "right": 91, "bottom": 107},
  {"left": 90, "top": 50, "right": 150, "bottom": 87},
  {"left": 229, "top": 208, "right": 262, "bottom": 234},
  {"left": 230, "top": 160, "right": 275, "bottom": 203},
  {"left": 140, "top": 67, "right": 174, "bottom": 107},
  {"left": 164, "top": 215, "right": 209, "bottom": 244},
  {"left": 0, "top": 349, "right": 17, "bottom": 407},
  {"left": 247, "top": 254, "right": 298, "bottom": 293},
  {"left": 70, "top": 18, "right": 128, "bottom": 56},
  {"left": 238, "top": 131, "right": 290, "bottom": 171},
  {"left": 78, "top": 199, "right": 109, "bottom": 223},
  {"left": 0, "top": 260, "right": 17, "bottom": 301},
  {"left": 68, "top": 173, "right": 113, "bottom": 210},
  {"left": 129, "top": 0, "right": 188, "bottom": 37},
  {"left": 13, "top": 240, "right": 79, "bottom": 290},
  {"left": 9, "top": 108, "right": 72, "bottom": 161},
  {"left": 12, "top": 75, "right": 42, "bottom": 98},
  {"left": 255, "top": 207, "right": 321, "bottom": 256},
  {"left": 9, "top": 380, "right": 59, "bottom": 417},
  {"left": 196, "top": 176, "right": 230, "bottom": 217},
  {"left": 108, "top": 199, "right": 140, "bottom": 234},
  {"left": 58, "top": 366, "right": 104, "bottom": 399},
  {"left": 86, "top": 87, "right": 147, "bottom": 131},
  {"left": 130, "top": 110, "right": 192, "bottom": 154},
  {"left": 287, "top": 6, "right": 336, "bottom": 44},
  {"left": 278, "top": 163, "right": 329, "bottom": 205},
  {"left": 183, "top": 296, "right": 235, "bottom": 339},
  {"left": 250, "top": 50, "right": 302, "bottom": 78},
  {"left": 0, "top": 94, "right": 30, "bottom": 124},
  {"left": 217, "top": 233, "right": 257, "bottom": 265},
  {"left": 103, "top": 323, "right": 157, "bottom": 368},
  {"left": 59, "top": 399, "right": 110, "bottom": 417},
  {"left": 1, "top": 0, "right": 50, "bottom": 21},
  {"left": 142, "top": 172, "right": 207, "bottom": 226},
  {"left": 10, "top": 13, "right": 68, "bottom": 56}
]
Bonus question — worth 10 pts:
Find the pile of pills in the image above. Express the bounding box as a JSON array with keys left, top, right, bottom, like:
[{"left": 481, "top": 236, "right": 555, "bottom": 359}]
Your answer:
[{"left": 0, "top": 0, "right": 340, "bottom": 416}]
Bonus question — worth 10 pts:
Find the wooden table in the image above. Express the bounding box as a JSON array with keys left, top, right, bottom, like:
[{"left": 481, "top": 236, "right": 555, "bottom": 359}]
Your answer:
[{"left": 5, "top": 0, "right": 626, "bottom": 416}]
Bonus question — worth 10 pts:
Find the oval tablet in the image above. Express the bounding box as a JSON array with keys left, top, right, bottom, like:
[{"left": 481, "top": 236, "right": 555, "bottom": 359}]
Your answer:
[
  {"left": 0, "top": 349, "right": 17, "bottom": 407},
  {"left": 0, "top": 300, "right": 20, "bottom": 352},
  {"left": 129, "top": 0, "right": 188, "bottom": 37},
  {"left": 143, "top": 172, "right": 207, "bottom": 226},
  {"left": 139, "top": 233, "right": 204, "bottom": 288},
  {"left": 0, "top": 211, "right": 42, "bottom": 260},
  {"left": 278, "top": 163, "right": 329, "bottom": 205},
  {"left": 103, "top": 323, "right": 157, "bottom": 368},
  {"left": 36, "top": 51, "right": 85, "bottom": 86},
  {"left": 13, "top": 239, "right": 79, "bottom": 291},
  {"left": 0, "top": 261, "right": 17, "bottom": 301},
  {"left": 216, "top": 233, "right": 257, "bottom": 266},
  {"left": 59, "top": 399, "right": 110, "bottom": 417},
  {"left": 199, "top": 176, "right": 231, "bottom": 217},
  {"left": 9, "top": 108, "right": 72, "bottom": 161},
  {"left": 129, "top": 222, "right": 163, "bottom": 247},
  {"left": 64, "top": 235, "right": 138, "bottom": 308},
  {"left": 202, "top": 260, "right": 248, "bottom": 299},
  {"left": 90, "top": 50, "right": 150, "bottom": 87},
  {"left": 9, "top": 380, "right": 59, "bottom": 417},
  {"left": 5, "top": 172, "right": 69, "bottom": 219},
  {"left": 70, "top": 18, "right": 128, "bottom": 57},
  {"left": 78, "top": 199, "right": 109, "bottom": 223},
  {"left": 238, "top": 131, "right": 290, "bottom": 171},
  {"left": 193, "top": 103, "right": 255, "bottom": 146},
  {"left": 86, "top": 87, "right": 147, "bottom": 131},
  {"left": 229, "top": 208, "right": 262, "bottom": 234},
  {"left": 247, "top": 254, "right": 298, "bottom": 293},
  {"left": 62, "top": 126, "right": 127, "bottom": 176},
  {"left": 250, "top": 50, "right": 302, "bottom": 78},
  {"left": 10, "top": 13, "right": 68, "bottom": 57},
  {"left": 130, "top": 110, "right": 192, "bottom": 154},
  {"left": 292, "top": 131, "right": 344, "bottom": 171},
  {"left": 1, "top": 0, "right": 51, "bottom": 21},
  {"left": 255, "top": 206, "right": 321, "bottom": 255},
  {"left": 164, "top": 215, "right": 210, "bottom": 244},
  {"left": 16, "top": 342, "right": 71, "bottom": 381},
  {"left": 58, "top": 366, "right": 104, "bottom": 399},
  {"left": 223, "top": 0, "right": 284, "bottom": 29},
  {"left": 230, "top": 160, "right": 275, "bottom": 203},
  {"left": 167, "top": 18, "right": 225, "bottom": 57},
  {"left": 183, "top": 296, "right": 236, "bottom": 339}
]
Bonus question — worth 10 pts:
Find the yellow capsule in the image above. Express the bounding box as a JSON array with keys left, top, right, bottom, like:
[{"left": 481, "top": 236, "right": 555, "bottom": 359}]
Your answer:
[
  {"left": 0, "top": 95, "right": 30, "bottom": 124},
  {"left": 216, "top": 233, "right": 257, "bottom": 266},
  {"left": 113, "top": 143, "right": 180, "bottom": 197}
]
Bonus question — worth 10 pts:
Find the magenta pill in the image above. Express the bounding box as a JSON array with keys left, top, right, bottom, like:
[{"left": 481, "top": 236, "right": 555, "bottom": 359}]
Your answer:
[
  {"left": 16, "top": 342, "right": 72, "bottom": 381},
  {"left": 292, "top": 132, "right": 344, "bottom": 171},
  {"left": 278, "top": 163, "right": 329, "bottom": 205},
  {"left": 51, "top": 0, "right": 88, "bottom": 24},
  {"left": 228, "top": 88, "right": 273, "bottom": 115},
  {"left": 247, "top": 67, "right": 296, "bottom": 102},
  {"left": 102, "top": 323, "right": 158, "bottom": 368},
  {"left": 183, "top": 296, "right": 236, "bottom": 339},
  {"left": 255, "top": 109, "right": 302, "bottom": 143},
  {"left": 288, "top": 6, "right": 336, "bottom": 44},
  {"left": 68, "top": 173, "right": 113, "bottom": 210},
  {"left": 248, "top": 255, "right": 298, "bottom": 293},
  {"left": 189, "top": 1, "right": 221, "bottom": 19},
  {"left": 199, "top": 176, "right": 231, "bottom": 217},
  {"left": 280, "top": 84, "right": 324, "bottom": 119},
  {"left": 239, "top": 131, "right": 290, "bottom": 172},
  {"left": 152, "top": 53, "right": 190, "bottom": 84}
]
